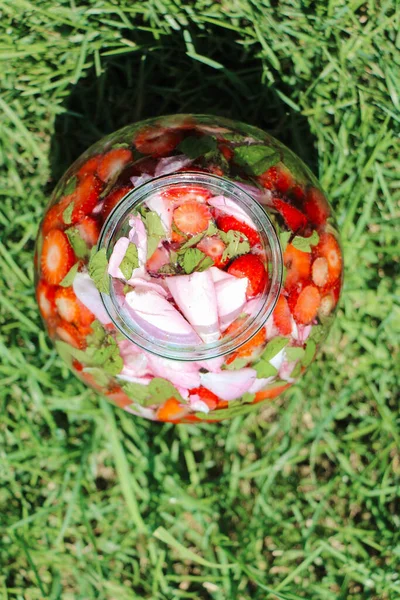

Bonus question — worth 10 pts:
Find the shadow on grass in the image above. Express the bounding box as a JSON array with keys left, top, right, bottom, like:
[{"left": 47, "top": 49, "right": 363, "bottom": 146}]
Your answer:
[{"left": 49, "top": 26, "right": 318, "bottom": 188}]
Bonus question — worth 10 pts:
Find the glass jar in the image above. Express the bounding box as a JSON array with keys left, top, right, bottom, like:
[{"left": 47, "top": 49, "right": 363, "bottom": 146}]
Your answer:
[{"left": 35, "top": 114, "right": 343, "bottom": 423}]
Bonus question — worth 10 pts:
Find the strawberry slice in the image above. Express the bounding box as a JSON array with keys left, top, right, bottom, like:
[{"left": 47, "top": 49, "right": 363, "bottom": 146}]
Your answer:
[
  {"left": 55, "top": 320, "right": 86, "bottom": 349},
  {"left": 283, "top": 243, "right": 311, "bottom": 289},
  {"left": 311, "top": 257, "right": 328, "bottom": 287},
  {"left": 173, "top": 202, "right": 211, "bottom": 234},
  {"left": 216, "top": 214, "right": 260, "bottom": 246},
  {"left": 293, "top": 285, "right": 321, "bottom": 324},
  {"left": 41, "top": 229, "right": 76, "bottom": 285},
  {"left": 134, "top": 126, "right": 183, "bottom": 157},
  {"left": 96, "top": 148, "right": 133, "bottom": 183},
  {"left": 259, "top": 165, "right": 293, "bottom": 193},
  {"left": 102, "top": 185, "right": 131, "bottom": 221},
  {"left": 197, "top": 236, "right": 228, "bottom": 267},
  {"left": 76, "top": 216, "right": 101, "bottom": 248},
  {"left": 55, "top": 287, "right": 79, "bottom": 323},
  {"left": 162, "top": 185, "right": 211, "bottom": 204},
  {"left": 156, "top": 397, "right": 187, "bottom": 422},
  {"left": 226, "top": 326, "right": 266, "bottom": 363},
  {"left": 189, "top": 387, "right": 220, "bottom": 410},
  {"left": 42, "top": 195, "right": 72, "bottom": 236},
  {"left": 313, "top": 232, "right": 342, "bottom": 284},
  {"left": 273, "top": 294, "right": 292, "bottom": 335},
  {"left": 227, "top": 254, "right": 267, "bottom": 298},
  {"left": 146, "top": 246, "right": 170, "bottom": 271},
  {"left": 55, "top": 287, "right": 95, "bottom": 326},
  {"left": 71, "top": 174, "right": 103, "bottom": 224},
  {"left": 273, "top": 198, "right": 307, "bottom": 232},
  {"left": 77, "top": 154, "right": 101, "bottom": 179},
  {"left": 36, "top": 280, "right": 57, "bottom": 320},
  {"left": 304, "top": 187, "right": 330, "bottom": 227}
]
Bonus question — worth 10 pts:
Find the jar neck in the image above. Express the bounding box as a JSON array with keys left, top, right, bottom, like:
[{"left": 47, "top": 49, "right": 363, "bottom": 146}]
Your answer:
[{"left": 97, "top": 172, "right": 283, "bottom": 361}]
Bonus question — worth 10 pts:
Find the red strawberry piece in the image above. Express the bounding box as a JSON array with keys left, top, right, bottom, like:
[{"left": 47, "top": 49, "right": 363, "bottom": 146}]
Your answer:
[
  {"left": 259, "top": 165, "right": 293, "bottom": 194},
  {"left": 76, "top": 216, "right": 101, "bottom": 248},
  {"left": 291, "top": 184, "right": 305, "bottom": 202},
  {"left": 189, "top": 387, "right": 220, "bottom": 410},
  {"left": 134, "top": 126, "right": 183, "bottom": 157},
  {"left": 313, "top": 232, "right": 342, "bottom": 284},
  {"left": 273, "top": 198, "right": 307, "bottom": 232},
  {"left": 36, "top": 279, "right": 57, "bottom": 320},
  {"left": 72, "top": 359, "right": 83, "bottom": 372},
  {"left": 162, "top": 185, "right": 211, "bottom": 204},
  {"left": 41, "top": 229, "right": 76, "bottom": 285},
  {"left": 304, "top": 187, "right": 330, "bottom": 227},
  {"left": 171, "top": 229, "right": 186, "bottom": 243},
  {"left": 71, "top": 174, "right": 103, "bottom": 224},
  {"left": 293, "top": 285, "right": 321, "bottom": 325},
  {"left": 96, "top": 148, "right": 133, "bottom": 183},
  {"left": 273, "top": 294, "right": 292, "bottom": 335},
  {"left": 218, "top": 143, "right": 234, "bottom": 161},
  {"left": 227, "top": 253, "right": 268, "bottom": 298},
  {"left": 146, "top": 246, "right": 170, "bottom": 271},
  {"left": 173, "top": 201, "right": 211, "bottom": 235},
  {"left": 311, "top": 257, "right": 328, "bottom": 287},
  {"left": 283, "top": 243, "right": 311, "bottom": 289},
  {"left": 77, "top": 154, "right": 101, "bottom": 179},
  {"left": 197, "top": 236, "right": 228, "bottom": 268},
  {"left": 42, "top": 195, "right": 72, "bottom": 236},
  {"left": 216, "top": 214, "right": 261, "bottom": 246},
  {"left": 55, "top": 320, "right": 86, "bottom": 349},
  {"left": 254, "top": 383, "right": 291, "bottom": 403},
  {"left": 102, "top": 185, "right": 131, "bottom": 221}
]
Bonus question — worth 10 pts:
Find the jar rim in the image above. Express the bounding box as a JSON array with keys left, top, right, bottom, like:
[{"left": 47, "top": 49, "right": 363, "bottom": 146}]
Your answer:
[{"left": 97, "top": 172, "right": 283, "bottom": 361}]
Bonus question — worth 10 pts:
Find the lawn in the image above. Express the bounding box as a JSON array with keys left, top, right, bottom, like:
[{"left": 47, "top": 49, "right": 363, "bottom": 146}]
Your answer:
[{"left": 0, "top": 0, "right": 399, "bottom": 598}]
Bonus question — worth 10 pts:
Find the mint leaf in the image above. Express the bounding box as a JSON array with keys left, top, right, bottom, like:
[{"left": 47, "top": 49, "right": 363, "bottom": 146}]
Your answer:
[
  {"left": 57, "top": 322, "right": 123, "bottom": 377},
  {"left": 308, "top": 325, "right": 325, "bottom": 344},
  {"left": 65, "top": 227, "right": 89, "bottom": 259},
  {"left": 302, "top": 339, "right": 316, "bottom": 368},
  {"left": 285, "top": 346, "right": 306, "bottom": 361},
  {"left": 279, "top": 231, "right": 291, "bottom": 253},
  {"left": 290, "top": 362, "right": 302, "bottom": 378},
  {"left": 62, "top": 202, "right": 74, "bottom": 225},
  {"left": 59, "top": 262, "right": 79, "bottom": 287},
  {"left": 233, "top": 145, "right": 280, "bottom": 176},
  {"left": 143, "top": 210, "right": 165, "bottom": 260},
  {"left": 82, "top": 367, "right": 111, "bottom": 387},
  {"left": 224, "top": 357, "right": 249, "bottom": 371},
  {"left": 177, "top": 248, "right": 214, "bottom": 274},
  {"left": 260, "top": 336, "right": 289, "bottom": 362},
  {"left": 122, "top": 381, "right": 152, "bottom": 403},
  {"left": 178, "top": 135, "right": 217, "bottom": 159},
  {"left": 280, "top": 149, "right": 308, "bottom": 184},
  {"left": 291, "top": 231, "right": 319, "bottom": 253},
  {"left": 62, "top": 176, "right": 78, "bottom": 196},
  {"left": 219, "top": 229, "right": 250, "bottom": 261},
  {"left": 88, "top": 247, "right": 109, "bottom": 295},
  {"left": 179, "top": 222, "right": 218, "bottom": 250},
  {"left": 120, "top": 243, "right": 139, "bottom": 279},
  {"left": 254, "top": 360, "right": 278, "bottom": 378},
  {"left": 122, "top": 377, "right": 185, "bottom": 407}
]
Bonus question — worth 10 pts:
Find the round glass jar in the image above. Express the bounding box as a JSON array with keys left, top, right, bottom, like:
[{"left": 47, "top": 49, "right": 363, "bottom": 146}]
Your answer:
[{"left": 35, "top": 114, "right": 343, "bottom": 423}]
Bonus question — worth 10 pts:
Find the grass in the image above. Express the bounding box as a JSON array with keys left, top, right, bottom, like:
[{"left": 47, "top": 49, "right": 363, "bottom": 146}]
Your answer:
[{"left": 0, "top": 0, "right": 399, "bottom": 598}]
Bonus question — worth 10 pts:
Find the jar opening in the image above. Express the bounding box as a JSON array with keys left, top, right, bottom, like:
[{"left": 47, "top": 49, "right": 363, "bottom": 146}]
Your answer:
[{"left": 97, "top": 172, "right": 282, "bottom": 361}]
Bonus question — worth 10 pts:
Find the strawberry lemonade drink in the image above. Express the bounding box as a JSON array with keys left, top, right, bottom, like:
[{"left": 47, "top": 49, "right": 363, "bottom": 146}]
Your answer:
[{"left": 35, "top": 115, "right": 343, "bottom": 422}]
